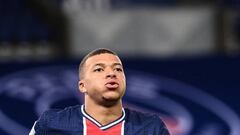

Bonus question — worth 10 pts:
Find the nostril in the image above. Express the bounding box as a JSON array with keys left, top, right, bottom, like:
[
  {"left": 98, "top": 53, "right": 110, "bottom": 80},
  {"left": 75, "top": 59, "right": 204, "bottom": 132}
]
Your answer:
[{"left": 106, "top": 74, "right": 116, "bottom": 78}]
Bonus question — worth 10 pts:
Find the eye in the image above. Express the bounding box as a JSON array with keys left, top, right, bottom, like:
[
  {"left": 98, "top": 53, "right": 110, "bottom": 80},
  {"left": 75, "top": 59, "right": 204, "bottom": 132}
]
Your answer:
[
  {"left": 93, "top": 68, "right": 103, "bottom": 72},
  {"left": 115, "top": 68, "right": 123, "bottom": 72}
]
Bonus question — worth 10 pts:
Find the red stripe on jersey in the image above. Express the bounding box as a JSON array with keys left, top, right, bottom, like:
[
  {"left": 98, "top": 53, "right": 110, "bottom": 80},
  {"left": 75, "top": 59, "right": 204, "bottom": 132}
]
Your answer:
[
  {"left": 81, "top": 105, "right": 125, "bottom": 135},
  {"left": 84, "top": 118, "right": 124, "bottom": 135}
]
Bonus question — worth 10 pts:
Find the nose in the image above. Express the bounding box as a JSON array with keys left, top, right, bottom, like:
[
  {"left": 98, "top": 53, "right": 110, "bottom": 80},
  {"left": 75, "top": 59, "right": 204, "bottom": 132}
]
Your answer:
[{"left": 106, "top": 69, "right": 116, "bottom": 78}]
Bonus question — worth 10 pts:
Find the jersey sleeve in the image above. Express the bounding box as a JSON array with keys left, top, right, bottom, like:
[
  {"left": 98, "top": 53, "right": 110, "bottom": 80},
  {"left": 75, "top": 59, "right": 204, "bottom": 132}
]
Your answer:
[
  {"left": 28, "top": 105, "right": 83, "bottom": 135},
  {"left": 28, "top": 110, "right": 53, "bottom": 135},
  {"left": 154, "top": 116, "right": 171, "bottom": 135}
]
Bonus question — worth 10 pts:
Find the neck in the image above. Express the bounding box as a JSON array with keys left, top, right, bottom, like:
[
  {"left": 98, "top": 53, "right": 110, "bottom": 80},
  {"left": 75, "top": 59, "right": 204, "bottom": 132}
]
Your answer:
[{"left": 84, "top": 99, "right": 123, "bottom": 125}]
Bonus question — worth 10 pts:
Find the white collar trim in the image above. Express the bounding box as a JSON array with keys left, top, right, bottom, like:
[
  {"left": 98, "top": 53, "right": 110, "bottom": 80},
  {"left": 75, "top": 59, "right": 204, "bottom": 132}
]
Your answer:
[{"left": 81, "top": 105, "right": 125, "bottom": 130}]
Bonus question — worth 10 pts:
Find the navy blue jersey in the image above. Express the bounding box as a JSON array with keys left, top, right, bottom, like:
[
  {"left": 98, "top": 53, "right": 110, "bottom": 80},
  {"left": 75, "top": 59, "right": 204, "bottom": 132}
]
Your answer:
[{"left": 29, "top": 105, "right": 170, "bottom": 135}]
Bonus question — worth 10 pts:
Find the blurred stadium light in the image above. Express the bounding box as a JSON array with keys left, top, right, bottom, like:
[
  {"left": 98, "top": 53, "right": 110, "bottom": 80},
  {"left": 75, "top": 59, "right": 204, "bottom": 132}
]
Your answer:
[{"left": 63, "top": 2, "right": 216, "bottom": 58}]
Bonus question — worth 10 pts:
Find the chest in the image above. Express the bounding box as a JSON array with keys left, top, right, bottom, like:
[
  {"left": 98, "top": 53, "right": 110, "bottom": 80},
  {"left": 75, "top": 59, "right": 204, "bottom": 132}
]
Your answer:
[{"left": 83, "top": 117, "right": 124, "bottom": 135}]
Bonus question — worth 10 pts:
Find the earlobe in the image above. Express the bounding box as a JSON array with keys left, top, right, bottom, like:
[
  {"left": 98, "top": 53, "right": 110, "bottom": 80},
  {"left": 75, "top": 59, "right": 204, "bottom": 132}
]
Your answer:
[{"left": 79, "top": 80, "right": 87, "bottom": 93}]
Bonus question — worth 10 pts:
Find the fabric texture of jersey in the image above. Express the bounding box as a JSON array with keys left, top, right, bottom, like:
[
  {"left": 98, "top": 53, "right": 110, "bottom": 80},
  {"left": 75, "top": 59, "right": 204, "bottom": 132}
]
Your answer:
[
  {"left": 81, "top": 105, "right": 125, "bottom": 135},
  {"left": 30, "top": 105, "right": 170, "bottom": 135}
]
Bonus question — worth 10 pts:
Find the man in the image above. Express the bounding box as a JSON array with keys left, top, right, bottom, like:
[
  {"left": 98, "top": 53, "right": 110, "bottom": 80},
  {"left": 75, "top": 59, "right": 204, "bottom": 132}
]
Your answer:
[{"left": 29, "top": 48, "right": 170, "bottom": 135}]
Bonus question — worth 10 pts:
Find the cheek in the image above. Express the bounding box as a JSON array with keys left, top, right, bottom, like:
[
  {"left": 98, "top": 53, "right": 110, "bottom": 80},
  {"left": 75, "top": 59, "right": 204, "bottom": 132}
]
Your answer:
[
  {"left": 85, "top": 78, "right": 103, "bottom": 89},
  {"left": 121, "top": 74, "right": 126, "bottom": 82},
  {"left": 119, "top": 75, "right": 126, "bottom": 86}
]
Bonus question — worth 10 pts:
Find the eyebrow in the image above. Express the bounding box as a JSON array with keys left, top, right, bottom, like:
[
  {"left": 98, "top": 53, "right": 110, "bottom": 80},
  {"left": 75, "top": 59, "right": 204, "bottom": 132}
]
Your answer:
[
  {"left": 112, "top": 63, "right": 123, "bottom": 67},
  {"left": 93, "top": 63, "right": 123, "bottom": 68}
]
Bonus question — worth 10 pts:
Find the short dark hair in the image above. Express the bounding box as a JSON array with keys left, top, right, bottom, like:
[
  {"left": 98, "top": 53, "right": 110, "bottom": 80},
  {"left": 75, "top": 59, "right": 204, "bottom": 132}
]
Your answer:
[{"left": 79, "top": 48, "right": 118, "bottom": 79}]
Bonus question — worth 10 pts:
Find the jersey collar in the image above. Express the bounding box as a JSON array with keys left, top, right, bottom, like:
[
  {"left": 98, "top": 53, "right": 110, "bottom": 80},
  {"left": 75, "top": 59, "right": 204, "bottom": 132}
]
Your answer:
[{"left": 81, "top": 105, "right": 125, "bottom": 130}]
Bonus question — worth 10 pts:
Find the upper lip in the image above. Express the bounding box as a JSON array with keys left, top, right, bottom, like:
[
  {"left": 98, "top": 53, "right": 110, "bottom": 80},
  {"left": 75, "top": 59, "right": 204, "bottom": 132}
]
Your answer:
[{"left": 105, "top": 80, "right": 119, "bottom": 85}]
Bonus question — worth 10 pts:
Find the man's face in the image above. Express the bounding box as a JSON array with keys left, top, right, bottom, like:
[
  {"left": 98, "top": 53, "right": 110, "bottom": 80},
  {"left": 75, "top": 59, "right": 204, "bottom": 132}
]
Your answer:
[{"left": 79, "top": 53, "right": 126, "bottom": 106}]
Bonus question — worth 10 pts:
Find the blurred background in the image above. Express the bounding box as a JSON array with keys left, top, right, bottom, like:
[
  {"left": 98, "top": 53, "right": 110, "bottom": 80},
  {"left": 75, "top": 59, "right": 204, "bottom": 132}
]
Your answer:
[{"left": 0, "top": 0, "right": 240, "bottom": 135}]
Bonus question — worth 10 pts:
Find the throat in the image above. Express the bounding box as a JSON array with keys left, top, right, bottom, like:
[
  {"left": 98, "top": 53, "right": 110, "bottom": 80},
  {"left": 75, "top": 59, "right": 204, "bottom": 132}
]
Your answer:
[
  {"left": 99, "top": 114, "right": 121, "bottom": 126},
  {"left": 83, "top": 103, "right": 123, "bottom": 126}
]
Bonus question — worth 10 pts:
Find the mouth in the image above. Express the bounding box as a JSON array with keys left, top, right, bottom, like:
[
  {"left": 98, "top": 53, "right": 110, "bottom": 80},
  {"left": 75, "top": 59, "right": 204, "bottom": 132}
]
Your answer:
[{"left": 105, "top": 81, "right": 119, "bottom": 89}]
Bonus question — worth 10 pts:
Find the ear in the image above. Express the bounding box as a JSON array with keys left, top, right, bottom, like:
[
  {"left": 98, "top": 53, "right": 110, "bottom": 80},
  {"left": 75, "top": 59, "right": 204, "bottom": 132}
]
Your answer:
[{"left": 79, "top": 80, "right": 87, "bottom": 94}]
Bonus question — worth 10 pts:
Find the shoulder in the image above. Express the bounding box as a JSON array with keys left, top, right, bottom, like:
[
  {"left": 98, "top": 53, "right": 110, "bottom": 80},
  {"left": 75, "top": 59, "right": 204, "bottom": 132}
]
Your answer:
[
  {"left": 36, "top": 105, "right": 83, "bottom": 129},
  {"left": 124, "top": 108, "right": 170, "bottom": 135},
  {"left": 125, "top": 108, "right": 164, "bottom": 125}
]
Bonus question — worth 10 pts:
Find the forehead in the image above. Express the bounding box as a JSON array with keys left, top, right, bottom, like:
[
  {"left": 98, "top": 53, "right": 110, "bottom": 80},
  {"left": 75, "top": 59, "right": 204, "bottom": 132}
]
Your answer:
[{"left": 85, "top": 53, "right": 122, "bottom": 67}]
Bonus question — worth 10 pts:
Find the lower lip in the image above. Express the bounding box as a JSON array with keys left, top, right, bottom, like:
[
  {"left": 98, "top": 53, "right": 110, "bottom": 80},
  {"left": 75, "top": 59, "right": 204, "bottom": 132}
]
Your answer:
[{"left": 105, "top": 84, "right": 119, "bottom": 89}]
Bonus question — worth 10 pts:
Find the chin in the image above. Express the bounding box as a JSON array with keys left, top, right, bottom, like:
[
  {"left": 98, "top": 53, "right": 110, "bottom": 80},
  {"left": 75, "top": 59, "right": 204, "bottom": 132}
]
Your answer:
[
  {"left": 104, "top": 91, "right": 121, "bottom": 99},
  {"left": 101, "top": 96, "right": 121, "bottom": 107},
  {"left": 103, "top": 96, "right": 120, "bottom": 101}
]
